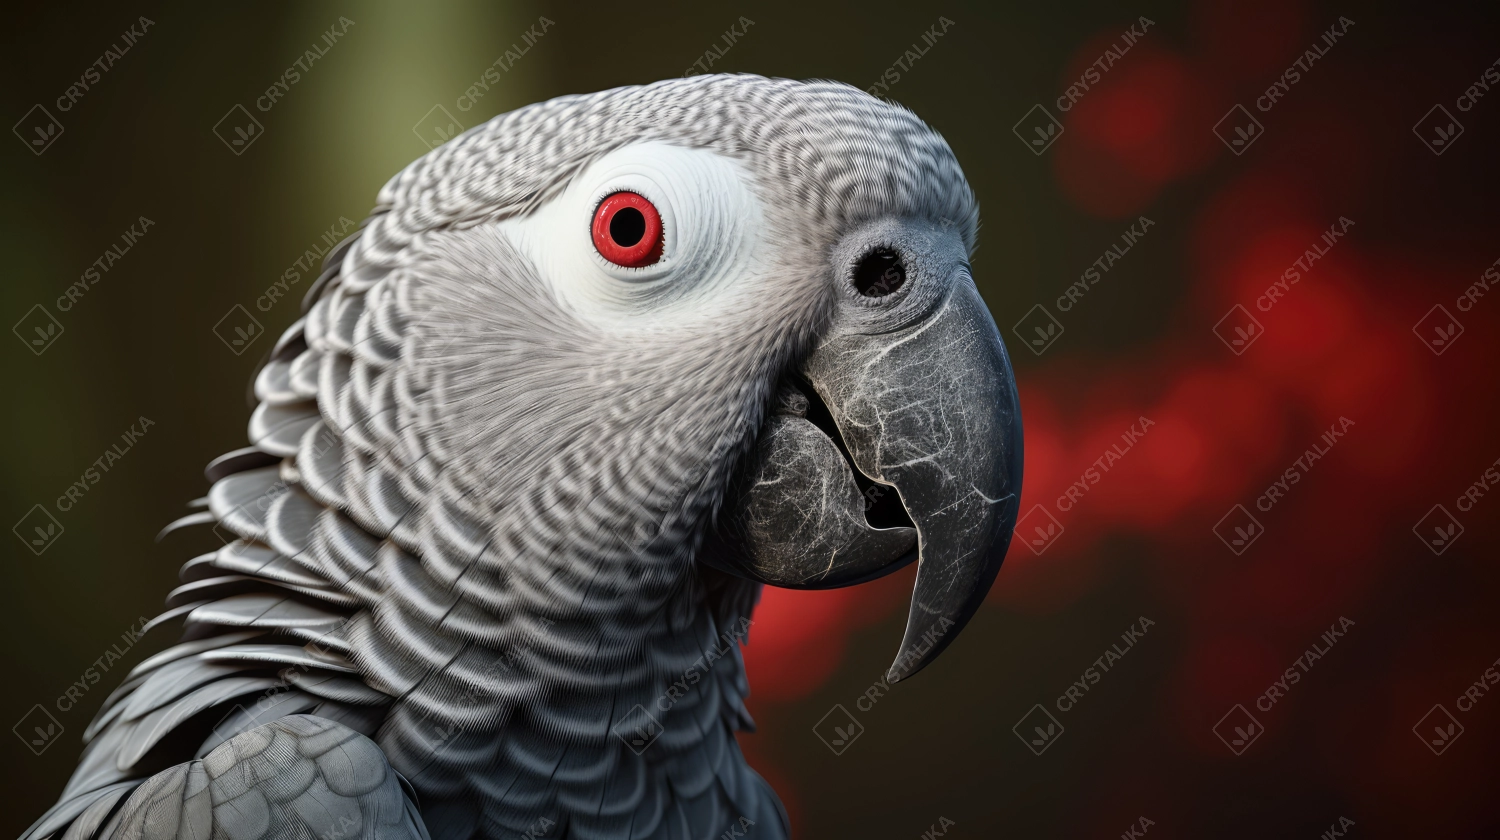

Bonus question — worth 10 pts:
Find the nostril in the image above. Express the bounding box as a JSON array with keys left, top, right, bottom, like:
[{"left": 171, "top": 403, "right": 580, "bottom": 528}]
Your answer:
[{"left": 853, "top": 248, "right": 906, "bottom": 297}]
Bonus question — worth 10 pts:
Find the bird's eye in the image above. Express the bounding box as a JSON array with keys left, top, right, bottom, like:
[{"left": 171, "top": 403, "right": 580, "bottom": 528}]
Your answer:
[
  {"left": 853, "top": 248, "right": 907, "bottom": 297},
  {"left": 592, "top": 191, "right": 664, "bottom": 267}
]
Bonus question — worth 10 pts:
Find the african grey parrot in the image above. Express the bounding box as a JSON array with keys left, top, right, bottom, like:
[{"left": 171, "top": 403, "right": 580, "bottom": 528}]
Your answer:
[{"left": 23, "top": 73, "right": 1022, "bottom": 840}]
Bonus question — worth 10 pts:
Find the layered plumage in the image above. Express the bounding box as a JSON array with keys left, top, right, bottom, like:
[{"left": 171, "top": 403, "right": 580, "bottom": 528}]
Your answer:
[{"left": 25, "top": 74, "right": 989, "bottom": 840}]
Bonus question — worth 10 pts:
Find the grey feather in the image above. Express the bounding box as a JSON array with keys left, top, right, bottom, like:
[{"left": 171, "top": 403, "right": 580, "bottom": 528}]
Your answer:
[
  {"left": 191, "top": 690, "right": 323, "bottom": 757},
  {"left": 204, "top": 447, "right": 281, "bottom": 485},
  {"left": 283, "top": 670, "right": 393, "bottom": 706},
  {"left": 58, "top": 781, "right": 139, "bottom": 840},
  {"left": 199, "top": 643, "right": 358, "bottom": 673},
  {"left": 117, "top": 676, "right": 289, "bottom": 769},
  {"left": 21, "top": 781, "right": 141, "bottom": 840},
  {"left": 103, "top": 717, "right": 427, "bottom": 840},
  {"left": 86, "top": 632, "right": 268, "bottom": 741},
  {"left": 186, "top": 594, "right": 347, "bottom": 638},
  {"left": 270, "top": 316, "right": 308, "bottom": 359},
  {"left": 297, "top": 421, "right": 348, "bottom": 510},
  {"left": 119, "top": 658, "right": 260, "bottom": 722},
  {"left": 253, "top": 358, "right": 298, "bottom": 405},
  {"left": 152, "top": 511, "right": 218, "bottom": 542},
  {"left": 249, "top": 401, "right": 321, "bottom": 458},
  {"left": 208, "top": 467, "right": 285, "bottom": 544},
  {"left": 164, "top": 575, "right": 273, "bottom": 609},
  {"left": 209, "top": 541, "right": 328, "bottom": 590}
]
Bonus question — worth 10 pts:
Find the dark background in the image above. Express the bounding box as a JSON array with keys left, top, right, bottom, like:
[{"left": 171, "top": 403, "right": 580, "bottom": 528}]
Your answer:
[{"left": 5, "top": 1, "right": 1500, "bottom": 837}]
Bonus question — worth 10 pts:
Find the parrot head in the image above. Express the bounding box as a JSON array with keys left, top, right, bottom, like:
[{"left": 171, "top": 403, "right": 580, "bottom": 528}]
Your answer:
[{"left": 348, "top": 74, "right": 1021, "bottom": 686}]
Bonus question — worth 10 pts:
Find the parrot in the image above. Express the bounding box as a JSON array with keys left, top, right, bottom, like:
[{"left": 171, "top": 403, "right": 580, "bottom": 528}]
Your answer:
[{"left": 22, "top": 73, "right": 1022, "bottom": 840}]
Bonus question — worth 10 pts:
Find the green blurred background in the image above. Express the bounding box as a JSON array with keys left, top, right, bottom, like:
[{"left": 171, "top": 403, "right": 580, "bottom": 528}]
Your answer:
[{"left": 7, "top": 1, "right": 1500, "bottom": 838}]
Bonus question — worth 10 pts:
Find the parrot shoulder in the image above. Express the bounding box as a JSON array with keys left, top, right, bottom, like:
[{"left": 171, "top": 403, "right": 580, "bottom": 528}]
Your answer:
[{"left": 96, "top": 715, "right": 427, "bottom": 840}]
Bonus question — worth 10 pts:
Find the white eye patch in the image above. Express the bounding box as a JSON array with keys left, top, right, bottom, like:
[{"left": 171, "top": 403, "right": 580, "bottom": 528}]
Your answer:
[{"left": 497, "top": 141, "right": 765, "bottom": 326}]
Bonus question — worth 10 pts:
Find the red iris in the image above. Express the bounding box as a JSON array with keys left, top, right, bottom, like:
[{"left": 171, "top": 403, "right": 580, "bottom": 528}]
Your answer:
[{"left": 591, "top": 191, "right": 664, "bottom": 267}]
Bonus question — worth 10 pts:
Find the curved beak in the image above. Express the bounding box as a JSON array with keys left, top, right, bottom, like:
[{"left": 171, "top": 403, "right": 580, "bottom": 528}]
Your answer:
[{"left": 704, "top": 271, "right": 1023, "bottom": 683}]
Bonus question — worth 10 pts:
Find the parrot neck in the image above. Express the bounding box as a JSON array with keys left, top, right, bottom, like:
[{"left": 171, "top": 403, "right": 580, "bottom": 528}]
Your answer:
[{"left": 354, "top": 560, "right": 775, "bottom": 837}]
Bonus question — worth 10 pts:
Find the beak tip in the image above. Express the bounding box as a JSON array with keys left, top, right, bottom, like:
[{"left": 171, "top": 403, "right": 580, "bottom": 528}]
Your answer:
[{"left": 885, "top": 656, "right": 923, "bottom": 684}]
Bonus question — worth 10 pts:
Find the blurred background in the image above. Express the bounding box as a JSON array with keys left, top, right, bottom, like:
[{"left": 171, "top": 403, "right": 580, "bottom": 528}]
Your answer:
[{"left": 4, "top": 0, "right": 1499, "bottom": 836}]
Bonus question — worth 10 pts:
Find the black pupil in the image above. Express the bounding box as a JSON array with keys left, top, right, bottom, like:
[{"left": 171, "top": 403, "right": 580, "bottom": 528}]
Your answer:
[
  {"left": 610, "top": 207, "right": 646, "bottom": 247},
  {"left": 853, "top": 248, "right": 906, "bottom": 297}
]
